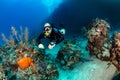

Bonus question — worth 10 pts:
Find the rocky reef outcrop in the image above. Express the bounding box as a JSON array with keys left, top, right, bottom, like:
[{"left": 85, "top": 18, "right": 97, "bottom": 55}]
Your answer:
[
  {"left": 86, "top": 18, "right": 111, "bottom": 61},
  {"left": 56, "top": 40, "right": 81, "bottom": 70}
]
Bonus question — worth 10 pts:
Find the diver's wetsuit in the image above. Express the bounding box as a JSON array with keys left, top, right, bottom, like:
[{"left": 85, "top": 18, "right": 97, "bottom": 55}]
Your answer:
[{"left": 36, "top": 28, "right": 64, "bottom": 45}]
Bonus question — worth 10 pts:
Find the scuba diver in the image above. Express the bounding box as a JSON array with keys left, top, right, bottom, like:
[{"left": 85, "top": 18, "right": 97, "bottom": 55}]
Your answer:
[{"left": 36, "top": 23, "right": 66, "bottom": 49}]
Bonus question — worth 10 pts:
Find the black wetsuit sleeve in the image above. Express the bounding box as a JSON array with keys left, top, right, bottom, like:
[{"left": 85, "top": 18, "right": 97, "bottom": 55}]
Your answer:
[
  {"left": 50, "top": 28, "right": 64, "bottom": 44},
  {"left": 50, "top": 33, "right": 64, "bottom": 45},
  {"left": 36, "top": 33, "right": 44, "bottom": 44},
  {"left": 55, "top": 36, "right": 64, "bottom": 44}
]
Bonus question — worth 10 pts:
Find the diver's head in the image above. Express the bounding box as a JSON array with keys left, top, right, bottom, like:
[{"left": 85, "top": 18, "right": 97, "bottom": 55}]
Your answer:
[
  {"left": 44, "top": 23, "right": 51, "bottom": 28},
  {"left": 44, "top": 23, "right": 52, "bottom": 37}
]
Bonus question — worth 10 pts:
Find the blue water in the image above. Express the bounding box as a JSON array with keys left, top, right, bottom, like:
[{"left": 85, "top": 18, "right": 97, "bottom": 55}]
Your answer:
[
  {"left": 0, "top": 0, "right": 120, "bottom": 44},
  {"left": 0, "top": 0, "right": 63, "bottom": 45}
]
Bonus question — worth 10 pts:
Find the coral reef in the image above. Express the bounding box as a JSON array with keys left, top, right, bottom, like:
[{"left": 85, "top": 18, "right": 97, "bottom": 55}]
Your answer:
[
  {"left": 0, "top": 26, "right": 59, "bottom": 80},
  {"left": 86, "top": 18, "right": 111, "bottom": 61},
  {"left": 56, "top": 40, "right": 81, "bottom": 70},
  {"left": 0, "top": 66, "right": 7, "bottom": 80},
  {"left": 110, "top": 32, "right": 120, "bottom": 71},
  {"left": 1, "top": 19, "right": 120, "bottom": 80}
]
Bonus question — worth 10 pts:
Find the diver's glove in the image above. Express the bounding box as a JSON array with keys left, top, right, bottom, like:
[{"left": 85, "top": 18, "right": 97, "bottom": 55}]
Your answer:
[
  {"left": 38, "top": 44, "right": 45, "bottom": 49},
  {"left": 48, "top": 42, "right": 56, "bottom": 49}
]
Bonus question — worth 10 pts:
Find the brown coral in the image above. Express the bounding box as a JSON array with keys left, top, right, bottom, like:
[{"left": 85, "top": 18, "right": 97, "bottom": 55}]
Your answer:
[
  {"left": 86, "top": 18, "right": 111, "bottom": 61},
  {"left": 110, "top": 32, "right": 120, "bottom": 70},
  {"left": 56, "top": 40, "right": 81, "bottom": 69}
]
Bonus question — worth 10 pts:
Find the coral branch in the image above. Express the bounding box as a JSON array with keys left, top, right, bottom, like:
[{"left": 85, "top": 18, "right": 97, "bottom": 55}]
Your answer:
[
  {"left": 11, "top": 26, "right": 19, "bottom": 42},
  {"left": 24, "top": 27, "right": 29, "bottom": 45},
  {"left": 1, "top": 33, "right": 9, "bottom": 44}
]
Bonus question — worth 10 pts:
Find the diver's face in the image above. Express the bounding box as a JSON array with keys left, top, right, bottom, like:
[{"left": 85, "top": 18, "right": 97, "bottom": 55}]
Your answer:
[{"left": 44, "top": 27, "right": 52, "bottom": 34}]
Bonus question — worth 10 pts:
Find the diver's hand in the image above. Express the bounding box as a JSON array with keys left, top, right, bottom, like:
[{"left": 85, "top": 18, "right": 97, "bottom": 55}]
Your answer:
[
  {"left": 38, "top": 44, "right": 44, "bottom": 49},
  {"left": 48, "top": 42, "right": 56, "bottom": 49}
]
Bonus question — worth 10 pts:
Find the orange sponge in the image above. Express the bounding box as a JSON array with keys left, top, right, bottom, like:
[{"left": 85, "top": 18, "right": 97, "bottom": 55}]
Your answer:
[{"left": 17, "top": 57, "right": 35, "bottom": 69}]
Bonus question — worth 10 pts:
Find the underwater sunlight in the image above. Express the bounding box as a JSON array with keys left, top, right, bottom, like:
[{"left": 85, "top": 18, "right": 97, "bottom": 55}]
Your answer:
[{"left": 41, "top": 0, "right": 63, "bottom": 14}]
